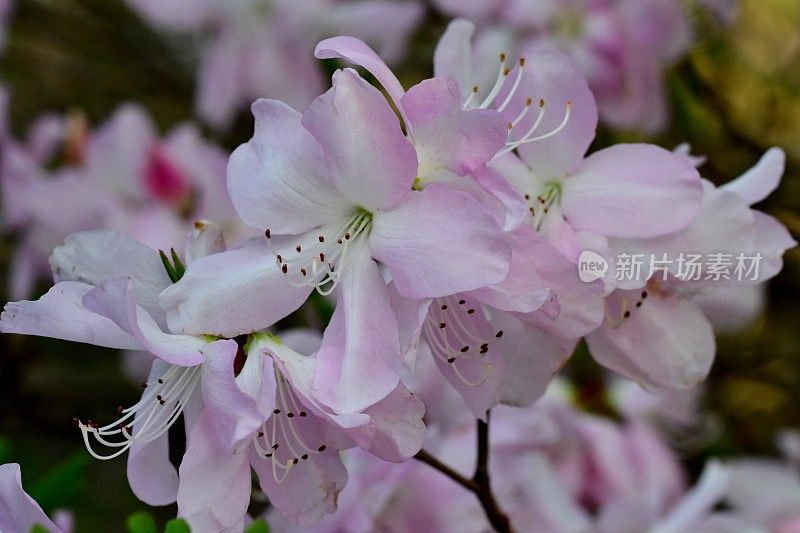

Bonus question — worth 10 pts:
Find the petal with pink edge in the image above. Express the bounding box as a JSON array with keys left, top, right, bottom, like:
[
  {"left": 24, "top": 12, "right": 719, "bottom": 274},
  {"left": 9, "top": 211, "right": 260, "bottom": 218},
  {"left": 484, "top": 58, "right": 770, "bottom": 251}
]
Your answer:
[{"left": 0, "top": 281, "right": 141, "bottom": 350}]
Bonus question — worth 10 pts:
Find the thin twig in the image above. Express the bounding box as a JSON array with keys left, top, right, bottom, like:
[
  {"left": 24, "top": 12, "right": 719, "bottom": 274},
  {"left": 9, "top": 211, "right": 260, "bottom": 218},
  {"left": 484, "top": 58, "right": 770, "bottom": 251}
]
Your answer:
[{"left": 413, "top": 411, "right": 516, "bottom": 533}]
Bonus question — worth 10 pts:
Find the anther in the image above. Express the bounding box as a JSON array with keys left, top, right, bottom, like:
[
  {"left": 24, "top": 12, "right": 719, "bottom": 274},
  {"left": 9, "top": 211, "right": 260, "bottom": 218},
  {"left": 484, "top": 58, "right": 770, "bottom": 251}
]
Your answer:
[
  {"left": 265, "top": 229, "right": 271, "bottom": 239},
  {"left": 519, "top": 57, "right": 526, "bottom": 66},
  {"left": 499, "top": 53, "right": 506, "bottom": 62},
  {"left": 495, "top": 330, "right": 504, "bottom": 338},
  {"left": 344, "top": 232, "right": 350, "bottom": 240},
  {"left": 319, "top": 253, "right": 325, "bottom": 262},
  {"left": 318, "top": 235, "right": 325, "bottom": 242},
  {"left": 458, "top": 299, "right": 466, "bottom": 305},
  {"left": 472, "top": 85, "right": 479, "bottom": 93},
  {"left": 460, "top": 346, "right": 469, "bottom": 353},
  {"left": 641, "top": 291, "right": 648, "bottom": 299},
  {"left": 439, "top": 322, "right": 446, "bottom": 329},
  {"left": 274, "top": 409, "right": 281, "bottom": 414},
  {"left": 287, "top": 412, "right": 295, "bottom": 418},
  {"left": 296, "top": 245, "right": 302, "bottom": 253},
  {"left": 276, "top": 254, "right": 282, "bottom": 263},
  {"left": 447, "top": 357, "right": 456, "bottom": 363},
  {"left": 299, "top": 411, "right": 307, "bottom": 417},
  {"left": 301, "top": 454, "right": 309, "bottom": 460},
  {"left": 467, "top": 309, "right": 475, "bottom": 314},
  {"left": 623, "top": 311, "right": 631, "bottom": 318},
  {"left": 282, "top": 264, "right": 288, "bottom": 274},
  {"left": 441, "top": 304, "right": 448, "bottom": 310},
  {"left": 300, "top": 268, "right": 307, "bottom": 277},
  {"left": 141, "top": 382, "right": 148, "bottom": 389},
  {"left": 272, "top": 443, "right": 279, "bottom": 449},
  {"left": 318, "top": 445, "right": 327, "bottom": 452},
  {"left": 292, "top": 458, "right": 299, "bottom": 465},
  {"left": 157, "top": 378, "right": 163, "bottom": 384}
]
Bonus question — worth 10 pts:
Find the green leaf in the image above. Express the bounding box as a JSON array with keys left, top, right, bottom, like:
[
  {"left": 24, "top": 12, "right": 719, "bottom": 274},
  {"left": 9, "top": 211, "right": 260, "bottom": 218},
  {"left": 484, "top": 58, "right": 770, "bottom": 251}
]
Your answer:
[
  {"left": 29, "top": 452, "right": 91, "bottom": 512},
  {"left": 126, "top": 511, "right": 158, "bottom": 533},
  {"left": 164, "top": 518, "right": 191, "bottom": 533},
  {"left": 30, "top": 525, "right": 53, "bottom": 533},
  {"left": 244, "top": 519, "right": 270, "bottom": 533}
]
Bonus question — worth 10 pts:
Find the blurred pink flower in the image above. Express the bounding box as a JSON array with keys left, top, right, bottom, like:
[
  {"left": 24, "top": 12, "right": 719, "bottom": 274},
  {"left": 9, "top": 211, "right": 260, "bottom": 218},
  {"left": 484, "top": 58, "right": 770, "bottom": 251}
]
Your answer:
[
  {"left": 125, "top": 0, "right": 424, "bottom": 129},
  {"left": 0, "top": 101, "right": 247, "bottom": 299}
]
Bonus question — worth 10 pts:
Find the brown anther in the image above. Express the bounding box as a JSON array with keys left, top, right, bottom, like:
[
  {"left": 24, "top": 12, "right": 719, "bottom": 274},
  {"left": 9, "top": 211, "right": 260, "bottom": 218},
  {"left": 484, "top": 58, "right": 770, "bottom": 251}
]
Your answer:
[
  {"left": 274, "top": 409, "right": 281, "bottom": 414},
  {"left": 296, "top": 245, "right": 302, "bottom": 253},
  {"left": 447, "top": 357, "right": 456, "bottom": 363},
  {"left": 472, "top": 85, "right": 479, "bottom": 93},
  {"left": 258, "top": 431, "right": 264, "bottom": 437},
  {"left": 467, "top": 308, "right": 475, "bottom": 314},
  {"left": 344, "top": 232, "right": 351, "bottom": 240},
  {"left": 623, "top": 311, "right": 631, "bottom": 318},
  {"left": 636, "top": 302, "right": 642, "bottom": 308},
  {"left": 524, "top": 194, "right": 531, "bottom": 200},
  {"left": 141, "top": 382, "right": 148, "bottom": 389},
  {"left": 499, "top": 53, "right": 507, "bottom": 62},
  {"left": 507, "top": 122, "right": 513, "bottom": 130},
  {"left": 460, "top": 346, "right": 469, "bottom": 353},
  {"left": 117, "top": 405, "right": 124, "bottom": 413},
  {"left": 157, "top": 378, "right": 164, "bottom": 384},
  {"left": 337, "top": 238, "right": 343, "bottom": 244},
  {"left": 503, "top": 67, "right": 510, "bottom": 76},
  {"left": 300, "top": 268, "right": 307, "bottom": 276},
  {"left": 265, "top": 229, "right": 271, "bottom": 239},
  {"left": 300, "top": 411, "right": 307, "bottom": 417},
  {"left": 318, "top": 445, "right": 327, "bottom": 452},
  {"left": 282, "top": 264, "right": 288, "bottom": 274},
  {"left": 318, "top": 235, "right": 325, "bottom": 242},
  {"left": 495, "top": 330, "right": 504, "bottom": 338},
  {"left": 272, "top": 443, "right": 279, "bottom": 449},
  {"left": 439, "top": 322, "right": 446, "bottom": 329},
  {"left": 302, "top": 454, "right": 309, "bottom": 460},
  {"left": 194, "top": 220, "right": 206, "bottom": 230},
  {"left": 539, "top": 98, "right": 545, "bottom": 108},
  {"left": 287, "top": 412, "right": 295, "bottom": 418},
  {"left": 319, "top": 253, "right": 325, "bottom": 262},
  {"left": 292, "top": 458, "right": 299, "bottom": 465},
  {"left": 641, "top": 291, "right": 648, "bottom": 299},
  {"left": 265, "top": 453, "right": 273, "bottom": 458},
  {"left": 519, "top": 57, "right": 526, "bottom": 66},
  {"left": 441, "top": 304, "right": 448, "bottom": 310},
  {"left": 458, "top": 299, "right": 466, "bottom": 305},
  {"left": 526, "top": 97, "right": 533, "bottom": 106},
  {"left": 276, "top": 254, "right": 283, "bottom": 263}
]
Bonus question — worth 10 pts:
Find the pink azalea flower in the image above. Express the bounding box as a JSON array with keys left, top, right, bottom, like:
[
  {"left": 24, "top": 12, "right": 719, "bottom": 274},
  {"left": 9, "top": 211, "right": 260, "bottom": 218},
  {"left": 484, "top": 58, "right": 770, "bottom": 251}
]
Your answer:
[
  {"left": 161, "top": 62, "right": 517, "bottom": 414},
  {"left": 587, "top": 148, "right": 796, "bottom": 391},
  {"left": 0, "top": 101, "right": 246, "bottom": 299},
  {"left": 0, "top": 463, "right": 69, "bottom": 533},
  {"left": 724, "top": 459, "right": 800, "bottom": 531},
  {"left": 179, "top": 329, "right": 424, "bottom": 529},
  {"left": 125, "top": 0, "right": 424, "bottom": 129},
  {"left": 432, "top": 2, "right": 693, "bottom": 133}
]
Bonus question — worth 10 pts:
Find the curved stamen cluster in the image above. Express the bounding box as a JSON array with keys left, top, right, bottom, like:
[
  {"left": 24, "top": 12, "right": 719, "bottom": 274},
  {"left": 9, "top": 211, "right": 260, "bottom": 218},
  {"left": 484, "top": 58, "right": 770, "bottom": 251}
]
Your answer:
[
  {"left": 265, "top": 212, "right": 372, "bottom": 296},
  {"left": 464, "top": 53, "right": 572, "bottom": 156},
  {"left": 77, "top": 365, "right": 201, "bottom": 460},
  {"left": 523, "top": 182, "right": 562, "bottom": 230},
  {"left": 422, "top": 296, "right": 504, "bottom": 386},
  {"left": 606, "top": 289, "right": 650, "bottom": 329},
  {"left": 252, "top": 367, "right": 327, "bottom": 484}
]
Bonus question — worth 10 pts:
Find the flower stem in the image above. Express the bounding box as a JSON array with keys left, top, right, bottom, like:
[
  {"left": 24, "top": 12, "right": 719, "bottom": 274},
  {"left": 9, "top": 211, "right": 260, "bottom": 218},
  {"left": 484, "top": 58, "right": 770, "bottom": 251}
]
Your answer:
[{"left": 413, "top": 411, "right": 515, "bottom": 533}]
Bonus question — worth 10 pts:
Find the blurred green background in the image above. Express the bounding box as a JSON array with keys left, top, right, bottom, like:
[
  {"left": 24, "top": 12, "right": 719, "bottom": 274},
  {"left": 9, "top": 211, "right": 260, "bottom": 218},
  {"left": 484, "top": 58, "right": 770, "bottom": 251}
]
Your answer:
[{"left": 0, "top": 0, "right": 799, "bottom": 528}]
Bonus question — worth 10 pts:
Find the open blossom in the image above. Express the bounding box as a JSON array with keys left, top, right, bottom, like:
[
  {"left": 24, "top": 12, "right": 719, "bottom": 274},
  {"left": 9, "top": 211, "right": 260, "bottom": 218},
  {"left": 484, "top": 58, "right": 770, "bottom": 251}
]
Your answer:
[
  {"left": 161, "top": 60, "right": 518, "bottom": 415},
  {"left": 126, "top": 0, "right": 424, "bottom": 129},
  {"left": 0, "top": 101, "right": 245, "bottom": 299},
  {"left": 432, "top": 2, "right": 692, "bottom": 133},
  {"left": 0, "top": 225, "right": 424, "bottom": 528},
  {"left": 587, "top": 147, "right": 796, "bottom": 391}
]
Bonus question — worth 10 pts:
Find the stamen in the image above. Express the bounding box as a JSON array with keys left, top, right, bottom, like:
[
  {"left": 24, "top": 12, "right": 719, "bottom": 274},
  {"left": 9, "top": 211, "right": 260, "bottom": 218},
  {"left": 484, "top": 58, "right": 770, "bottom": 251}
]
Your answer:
[
  {"left": 477, "top": 54, "right": 510, "bottom": 109},
  {"left": 501, "top": 101, "right": 572, "bottom": 155},
  {"left": 78, "top": 365, "right": 201, "bottom": 460},
  {"left": 497, "top": 57, "right": 526, "bottom": 112}
]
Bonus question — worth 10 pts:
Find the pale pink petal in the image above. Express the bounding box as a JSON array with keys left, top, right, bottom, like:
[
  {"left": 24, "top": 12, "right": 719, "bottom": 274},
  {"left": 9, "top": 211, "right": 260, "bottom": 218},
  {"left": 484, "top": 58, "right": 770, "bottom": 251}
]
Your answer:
[
  {"left": 199, "top": 339, "right": 265, "bottom": 452},
  {"left": 314, "top": 242, "right": 402, "bottom": 413},
  {"left": 508, "top": 50, "right": 598, "bottom": 180},
  {"left": 370, "top": 184, "right": 511, "bottom": 299},
  {"left": 586, "top": 290, "right": 715, "bottom": 390},
  {"left": 301, "top": 68, "right": 417, "bottom": 212},
  {"left": 433, "top": 19, "right": 477, "bottom": 99},
  {"left": 227, "top": 99, "right": 351, "bottom": 234},
  {"left": 0, "top": 281, "right": 141, "bottom": 350},
  {"left": 358, "top": 384, "right": 426, "bottom": 462},
  {"left": 160, "top": 239, "right": 312, "bottom": 337},
  {"left": 402, "top": 76, "right": 506, "bottom": 178},
  {"left": 50, "top": 229, "right": 172, "bottom": 323},
  {"left": 563, "top": 144, "right": 703, "bottom": 238},
  {"left": 178, "top": 410, "right": 251, "bottom": 532},
  {"left": 314, "top": 37, "right": 406, "bottom": 111},
  {"left": 723, "top": 148, "right": 785, "bottom": 206},
  {"left": 0, "top": 464, "right": 60, "bottom": 533}
]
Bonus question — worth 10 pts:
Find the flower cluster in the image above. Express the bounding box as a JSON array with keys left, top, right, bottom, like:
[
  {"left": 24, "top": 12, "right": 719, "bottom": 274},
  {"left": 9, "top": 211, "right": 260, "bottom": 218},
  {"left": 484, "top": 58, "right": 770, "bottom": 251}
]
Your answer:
[{"left": 0, "top": 20, "right": 794, "bottom": 532}]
